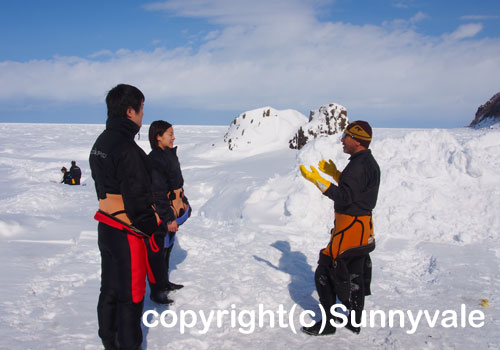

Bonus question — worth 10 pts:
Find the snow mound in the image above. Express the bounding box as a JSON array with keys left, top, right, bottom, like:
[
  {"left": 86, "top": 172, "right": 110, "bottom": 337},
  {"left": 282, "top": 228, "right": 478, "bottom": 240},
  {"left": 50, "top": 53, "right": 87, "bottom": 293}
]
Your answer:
[{"left": 222, "top": 107, "right": 307, "bottom": 154}]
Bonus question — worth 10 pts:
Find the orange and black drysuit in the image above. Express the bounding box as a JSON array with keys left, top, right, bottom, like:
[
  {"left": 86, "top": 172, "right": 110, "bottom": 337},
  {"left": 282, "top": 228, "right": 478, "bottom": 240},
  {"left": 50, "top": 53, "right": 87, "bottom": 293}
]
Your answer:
[
  {"left": 315, "top": 149, "right": 380, "bottom": 324},
  {"left": 89, "top": 117, "right": 161, "bottom": 350},
  {"left": 147, "top": 146, "right": 189, "bottom": 292}
]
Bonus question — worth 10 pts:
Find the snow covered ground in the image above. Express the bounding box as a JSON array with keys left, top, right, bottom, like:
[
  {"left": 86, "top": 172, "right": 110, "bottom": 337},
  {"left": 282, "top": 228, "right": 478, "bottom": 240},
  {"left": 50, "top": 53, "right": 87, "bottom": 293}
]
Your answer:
[{"left": 0, "top": 122, "right": 499, "bottom": 349}]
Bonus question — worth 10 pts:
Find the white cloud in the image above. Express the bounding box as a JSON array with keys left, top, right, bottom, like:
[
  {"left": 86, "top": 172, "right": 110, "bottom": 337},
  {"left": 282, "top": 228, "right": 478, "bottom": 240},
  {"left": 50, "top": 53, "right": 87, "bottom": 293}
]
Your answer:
[
  {"left": 392, "top": 0, "right": 414, "bottom": 9},
  {"left": 1, "top": 0, "right": 500, "bottom": 126},
  {"left": 144, "top": 0, "right": 321, "bottom": 25},
  {"left": 460, "top": 15, "right": 500, "bottom": 20},
  {"left": 444, "top": 23, "right": 483, "bottom": 40},
  {"left": 384, "top": 11, "right": 429, "bottom": 31},
  {"left": 88, "top": 49, "right": 114, "bottom": 59},
  {"left": 411, "top": 11, "right": 429, "bottom": 24}
]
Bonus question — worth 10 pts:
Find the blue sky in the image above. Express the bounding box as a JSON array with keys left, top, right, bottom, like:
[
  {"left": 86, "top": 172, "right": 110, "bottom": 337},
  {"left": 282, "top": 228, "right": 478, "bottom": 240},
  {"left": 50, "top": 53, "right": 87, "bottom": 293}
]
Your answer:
[{"left": 1, "top": 0, "right": 500, "bottom": 127}]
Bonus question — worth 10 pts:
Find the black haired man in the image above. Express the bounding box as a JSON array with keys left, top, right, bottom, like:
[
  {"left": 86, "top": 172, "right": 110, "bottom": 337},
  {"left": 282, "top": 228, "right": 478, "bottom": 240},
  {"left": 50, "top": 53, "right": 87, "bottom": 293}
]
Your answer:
[{"left": 89, "top": 84, "right": 164, "bottom": 350}]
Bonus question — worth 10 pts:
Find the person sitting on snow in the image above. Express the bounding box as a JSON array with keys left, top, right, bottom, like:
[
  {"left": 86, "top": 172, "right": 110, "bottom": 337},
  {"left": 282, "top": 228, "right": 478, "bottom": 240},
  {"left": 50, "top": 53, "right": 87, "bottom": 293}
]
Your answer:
[{"left": 60, "top": 166, "right": 74, "bottom": 185}]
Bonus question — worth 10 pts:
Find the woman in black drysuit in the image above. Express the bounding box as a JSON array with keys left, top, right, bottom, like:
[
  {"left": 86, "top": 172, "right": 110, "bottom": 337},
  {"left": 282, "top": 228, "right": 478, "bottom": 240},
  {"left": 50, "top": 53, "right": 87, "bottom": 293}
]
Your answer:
[{"left": 146, "top": 120, "right": 190, "bottom": 304}]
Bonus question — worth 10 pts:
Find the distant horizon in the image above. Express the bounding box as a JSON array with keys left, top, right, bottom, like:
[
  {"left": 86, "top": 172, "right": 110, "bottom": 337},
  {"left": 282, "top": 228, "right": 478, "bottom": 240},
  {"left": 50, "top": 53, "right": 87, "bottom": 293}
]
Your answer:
[
  {"left": 0, "top": 98, "right": 482, "bottom": 129},
  {"left": 0, "top": 116, "right": 477, "bottom": 129}
]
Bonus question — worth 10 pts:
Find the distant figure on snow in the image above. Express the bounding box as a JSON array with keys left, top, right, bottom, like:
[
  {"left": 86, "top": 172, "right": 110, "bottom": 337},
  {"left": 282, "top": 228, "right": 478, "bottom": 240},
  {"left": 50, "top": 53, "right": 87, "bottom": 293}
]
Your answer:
[
  {"left": 60, "top": 166, "right": 74, "bottom": 185},
  {"left": 69, "top": 161, "right": 81, "bottom": 185}
]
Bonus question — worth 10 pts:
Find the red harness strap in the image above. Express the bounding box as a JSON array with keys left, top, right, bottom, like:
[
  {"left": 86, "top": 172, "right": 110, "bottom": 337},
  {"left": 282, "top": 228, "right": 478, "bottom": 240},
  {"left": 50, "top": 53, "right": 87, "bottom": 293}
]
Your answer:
[
  {"left": 95, "top": 210, "right": 161, "bottom": 297},
  {"left": 94, "top": 210, "right": 152, "bottom": 238}
]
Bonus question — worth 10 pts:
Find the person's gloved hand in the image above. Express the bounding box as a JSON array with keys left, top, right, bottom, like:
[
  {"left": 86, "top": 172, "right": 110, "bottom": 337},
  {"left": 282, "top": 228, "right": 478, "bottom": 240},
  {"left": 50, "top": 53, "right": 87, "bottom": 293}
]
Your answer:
[
  {"left": 318, "top": 159, "right": 341, "bottom": 183},
  {"left": 299, "top": 165, "right": 331, "bottom": 193}
]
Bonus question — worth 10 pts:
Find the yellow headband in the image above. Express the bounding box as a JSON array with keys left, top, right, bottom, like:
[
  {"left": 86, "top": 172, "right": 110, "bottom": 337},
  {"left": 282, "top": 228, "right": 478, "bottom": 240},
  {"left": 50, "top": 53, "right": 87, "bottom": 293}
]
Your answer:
[{"left": 345, "top": 124, "right": 372, "bottom": 141}]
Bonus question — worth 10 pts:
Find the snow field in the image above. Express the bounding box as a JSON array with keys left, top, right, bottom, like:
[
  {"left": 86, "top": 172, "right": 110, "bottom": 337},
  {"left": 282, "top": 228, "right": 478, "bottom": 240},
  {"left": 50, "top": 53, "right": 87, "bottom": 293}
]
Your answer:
[{"left": 0, "top": 123, "right": 499, "bottom": 349}]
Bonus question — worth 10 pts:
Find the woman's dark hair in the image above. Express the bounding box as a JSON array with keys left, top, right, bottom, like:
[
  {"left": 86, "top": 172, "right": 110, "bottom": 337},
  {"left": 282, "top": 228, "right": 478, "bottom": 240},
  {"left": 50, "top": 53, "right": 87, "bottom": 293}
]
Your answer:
[
  {"left": 105, "top": 84, "right": 145, "bottom": 119},
  {"left": 148, "top": 120, "right": 172, "bottom": 150}
]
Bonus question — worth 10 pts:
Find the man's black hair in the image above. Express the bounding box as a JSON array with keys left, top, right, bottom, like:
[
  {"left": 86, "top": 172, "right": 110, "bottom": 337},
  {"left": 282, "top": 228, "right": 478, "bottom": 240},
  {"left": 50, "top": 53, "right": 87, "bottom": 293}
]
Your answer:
[
  {"left": 148, "top": 120, "right": 172, "bottom": 150},
  {"left": 105, "top": 84, "right": 145, "bottom": 119}
]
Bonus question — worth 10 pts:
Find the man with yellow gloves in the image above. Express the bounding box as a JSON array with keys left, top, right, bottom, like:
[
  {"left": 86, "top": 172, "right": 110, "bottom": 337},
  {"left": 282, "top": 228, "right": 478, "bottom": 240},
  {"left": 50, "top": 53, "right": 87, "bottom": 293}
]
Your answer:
[{"left": 300, "top": 120, "right": 380, "bottom": 336}]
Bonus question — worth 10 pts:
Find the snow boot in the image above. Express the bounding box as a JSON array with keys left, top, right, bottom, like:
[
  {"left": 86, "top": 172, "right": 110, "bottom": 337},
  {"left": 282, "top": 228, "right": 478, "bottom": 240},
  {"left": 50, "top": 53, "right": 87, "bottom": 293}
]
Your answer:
[
  {"left": 166, "top": 281, "right": 184, "bottom": 291},
  {"left": 150, "top": 289, "right": 174, "bottom": 305},
  {"left": 101, "top": 336, "right": 119, "bottom": 350},
  {"left": 301, "top": 320, "right": 336, "bottom": 336},
  {"left": 333, "top": 315, "right": 361, "bottom": 334},
  {"left": 345, "top": 321, "right": 361, "bottom": 334}
]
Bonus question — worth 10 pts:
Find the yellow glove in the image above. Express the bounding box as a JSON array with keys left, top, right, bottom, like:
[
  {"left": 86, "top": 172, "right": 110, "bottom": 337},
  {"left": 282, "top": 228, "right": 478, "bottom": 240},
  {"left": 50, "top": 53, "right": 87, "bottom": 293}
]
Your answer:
[
  {"left": 299, "top": 165, "right": 331, "bottom": 193},
  {"left": 318, "top": 159, "right": 341, "bottom": 183}
]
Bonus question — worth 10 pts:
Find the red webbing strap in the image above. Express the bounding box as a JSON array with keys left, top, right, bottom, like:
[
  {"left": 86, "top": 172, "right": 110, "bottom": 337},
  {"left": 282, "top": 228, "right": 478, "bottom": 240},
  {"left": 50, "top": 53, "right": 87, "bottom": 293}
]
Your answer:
[
  {"left": 94, "top": 210, "right": 151, "bottom": 238},
  {"left": 149, "top": 234, "right": 159, "bottom": 253}
]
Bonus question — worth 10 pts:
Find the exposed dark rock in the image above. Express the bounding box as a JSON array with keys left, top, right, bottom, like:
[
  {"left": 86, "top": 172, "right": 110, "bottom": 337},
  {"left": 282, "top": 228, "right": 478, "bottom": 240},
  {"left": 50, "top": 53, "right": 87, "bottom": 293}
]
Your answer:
[
  {"left": 470, "top": 92, "right": 500, "bottom": 128},
  {"left": 289, "top": 103, "right": 348, "bottom": 150}
]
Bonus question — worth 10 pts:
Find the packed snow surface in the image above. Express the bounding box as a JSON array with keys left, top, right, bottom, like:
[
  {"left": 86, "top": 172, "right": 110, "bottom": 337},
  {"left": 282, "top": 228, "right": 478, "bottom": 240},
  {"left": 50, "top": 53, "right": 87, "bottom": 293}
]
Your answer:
[{"left": 0, "top": 123, "right": 499, "bottom": 349}]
